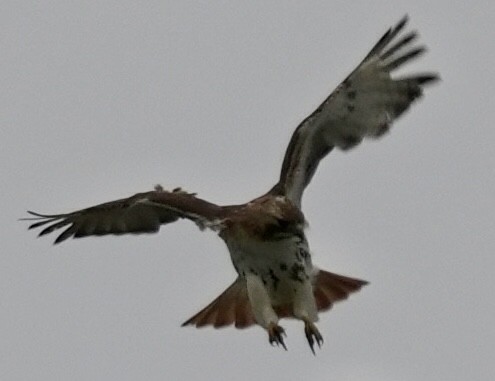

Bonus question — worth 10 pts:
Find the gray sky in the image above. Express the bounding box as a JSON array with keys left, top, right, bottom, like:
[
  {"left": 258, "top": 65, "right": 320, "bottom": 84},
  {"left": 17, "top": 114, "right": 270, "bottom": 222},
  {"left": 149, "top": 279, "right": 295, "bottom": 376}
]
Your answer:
[{"left": 2, "top": 1, "right": 494, "bottom": 380}]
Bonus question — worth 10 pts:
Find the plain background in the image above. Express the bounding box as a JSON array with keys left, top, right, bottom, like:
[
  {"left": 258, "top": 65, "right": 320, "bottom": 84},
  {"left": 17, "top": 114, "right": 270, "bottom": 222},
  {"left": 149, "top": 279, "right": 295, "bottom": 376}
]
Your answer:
[{"left": 2, "top": 1, "right": 494, "bottom": 380}]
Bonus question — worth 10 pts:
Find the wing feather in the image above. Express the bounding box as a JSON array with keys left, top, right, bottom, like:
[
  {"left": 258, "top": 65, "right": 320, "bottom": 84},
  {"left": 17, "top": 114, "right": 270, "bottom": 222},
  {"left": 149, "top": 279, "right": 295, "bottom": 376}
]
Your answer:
[
  {"left": 270, "top": 16, "right": 439, "bottom": 207},
  {"left": 23, "top": 187, "right": 226, "bottom": 244}
]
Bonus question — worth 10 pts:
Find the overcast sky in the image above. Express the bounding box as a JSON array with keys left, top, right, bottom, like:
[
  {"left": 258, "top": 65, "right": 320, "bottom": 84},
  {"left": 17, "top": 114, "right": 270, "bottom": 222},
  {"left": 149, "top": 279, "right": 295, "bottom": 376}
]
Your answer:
[{"left": 2, "top": 1, "right": 494, "bottom": 380}]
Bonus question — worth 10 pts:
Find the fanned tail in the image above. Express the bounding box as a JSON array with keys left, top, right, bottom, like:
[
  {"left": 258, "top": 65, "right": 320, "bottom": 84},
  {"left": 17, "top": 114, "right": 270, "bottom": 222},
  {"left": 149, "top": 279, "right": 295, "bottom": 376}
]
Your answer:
[
  {"left": 181, "top": 277, "right": 256, "bottom": 329},
  {"left": 182, "top": 270, "right": 367, "bottom": 329},
  {"left": 312, "top": 269, "right": 368, "bottom": 312}
]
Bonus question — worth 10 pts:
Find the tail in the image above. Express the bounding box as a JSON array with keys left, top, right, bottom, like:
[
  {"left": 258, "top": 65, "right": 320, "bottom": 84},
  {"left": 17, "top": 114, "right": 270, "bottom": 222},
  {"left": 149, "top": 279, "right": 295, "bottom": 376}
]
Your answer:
[
  {"left": 181, "top": 277, "right": 256, "bottom": 329},
  {"left": 312, "top": 269, "right": 368, "bottom": 312},
  {"left": 182, "top": 270, "right": 367, "bottom": 329}
]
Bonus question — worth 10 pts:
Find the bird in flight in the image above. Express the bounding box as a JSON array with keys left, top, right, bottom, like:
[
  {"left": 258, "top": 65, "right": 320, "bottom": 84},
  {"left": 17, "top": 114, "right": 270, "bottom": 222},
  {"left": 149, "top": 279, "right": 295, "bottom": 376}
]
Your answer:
[{"left": 24, "top": 16, "right": 438, "bottom": 353}]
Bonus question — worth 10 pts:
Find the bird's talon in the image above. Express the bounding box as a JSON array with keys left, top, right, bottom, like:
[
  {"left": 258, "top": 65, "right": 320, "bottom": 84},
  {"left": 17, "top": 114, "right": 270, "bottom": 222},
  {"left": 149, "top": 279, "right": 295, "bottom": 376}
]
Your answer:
[
  {"left": 268, "top": 324, "right": 287, "bottom": 351},
  {"left": 304, "top": 321, "right": 323, "bottom": 355}
]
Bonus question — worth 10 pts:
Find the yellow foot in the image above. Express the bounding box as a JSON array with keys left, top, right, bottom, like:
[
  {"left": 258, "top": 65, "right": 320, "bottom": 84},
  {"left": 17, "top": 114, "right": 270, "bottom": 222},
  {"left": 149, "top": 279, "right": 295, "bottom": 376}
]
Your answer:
[
  {"left": 268, "top": 323, "right": 287, "bottom": 351},
  {"left": 304, "top": 321, "right": 323, "bottom": 355}
]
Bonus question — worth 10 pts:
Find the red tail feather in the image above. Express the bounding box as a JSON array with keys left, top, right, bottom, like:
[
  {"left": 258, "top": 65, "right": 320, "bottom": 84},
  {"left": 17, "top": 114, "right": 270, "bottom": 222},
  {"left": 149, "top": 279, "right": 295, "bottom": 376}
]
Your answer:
[
  {"left": 312, "top": 269, "right": 368, "bottom": 312},
  {"left": 182, "top": 270, "right": 367, "bottom": 329}
]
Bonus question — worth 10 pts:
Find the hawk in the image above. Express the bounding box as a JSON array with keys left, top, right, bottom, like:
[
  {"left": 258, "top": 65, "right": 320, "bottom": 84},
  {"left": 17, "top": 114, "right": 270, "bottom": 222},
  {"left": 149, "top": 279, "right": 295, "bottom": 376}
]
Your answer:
[{"left": 24, "top": 16, "right": 438, "bottom": 353}]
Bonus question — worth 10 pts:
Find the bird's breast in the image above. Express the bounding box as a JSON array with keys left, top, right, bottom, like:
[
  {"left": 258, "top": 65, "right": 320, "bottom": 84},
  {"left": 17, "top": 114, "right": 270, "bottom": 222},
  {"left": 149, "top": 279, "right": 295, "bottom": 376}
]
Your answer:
[{"left": 225, "top": 232, "right": 313, "bottom": 305}]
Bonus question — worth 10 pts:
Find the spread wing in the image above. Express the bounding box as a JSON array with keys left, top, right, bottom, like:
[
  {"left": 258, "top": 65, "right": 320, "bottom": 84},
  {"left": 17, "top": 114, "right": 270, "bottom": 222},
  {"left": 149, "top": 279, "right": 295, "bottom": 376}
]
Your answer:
[
  {"left": 270, "top": 16, "right": 439, "bottom": 207},
  {"left": 23, "top": 186, "right": 227, "bottom": 244}
]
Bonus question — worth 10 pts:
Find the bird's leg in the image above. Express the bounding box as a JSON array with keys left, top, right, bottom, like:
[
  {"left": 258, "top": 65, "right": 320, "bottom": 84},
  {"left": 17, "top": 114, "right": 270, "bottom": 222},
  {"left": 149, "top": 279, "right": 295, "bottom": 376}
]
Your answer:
[
  {"left": 245, "top": 274, "right": 287, "bottom": 350},
  {"left": 268, "top": 322, "right": 287, "bottom": 350},
  {"left": 291, "top": 276, "right": 322, "bottom": 354},
  {"left": 304, "top": 319, "right": 323, "bottom": 355}
]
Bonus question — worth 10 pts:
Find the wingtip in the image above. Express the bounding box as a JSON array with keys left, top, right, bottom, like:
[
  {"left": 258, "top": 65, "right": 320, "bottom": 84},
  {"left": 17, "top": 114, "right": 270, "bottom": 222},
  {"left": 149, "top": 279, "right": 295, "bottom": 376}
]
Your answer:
[
  {"left": 19, "top": 210, "right": 42, "bottom": 222},
  {"left": 418, "top": 73, "right": 441, "bottom": 85},
  {"left": 397, "top": 14, "right": 409, "bottom": 29},
  {"left": 360, "top": 279, "right": 370, "bottom": 287},
  {"left": 392, "top": 15, "right": 409, "bottom": 39},
  {"left": 26, "top": 210, "right": 44, "bottom": 217},
  {"left": 53, "top": 235, "right": 66, "bottom": 245}
]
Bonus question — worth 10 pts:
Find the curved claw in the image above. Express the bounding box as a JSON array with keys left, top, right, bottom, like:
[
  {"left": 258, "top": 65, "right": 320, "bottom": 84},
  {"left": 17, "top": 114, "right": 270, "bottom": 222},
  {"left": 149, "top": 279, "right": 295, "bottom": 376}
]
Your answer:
[
  {"left": 304, "top": 321, "right": 324, "bottom": 355},
  {"left": 268, "top": 323, "right": 287, "bottom": 351}
]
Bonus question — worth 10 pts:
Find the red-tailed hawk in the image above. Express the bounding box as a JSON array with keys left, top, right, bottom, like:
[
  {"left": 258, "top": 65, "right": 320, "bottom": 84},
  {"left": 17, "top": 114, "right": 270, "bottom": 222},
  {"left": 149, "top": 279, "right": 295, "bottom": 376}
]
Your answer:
[{"left": 24, "top": 16, "right": 438, "bottom": 353}]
